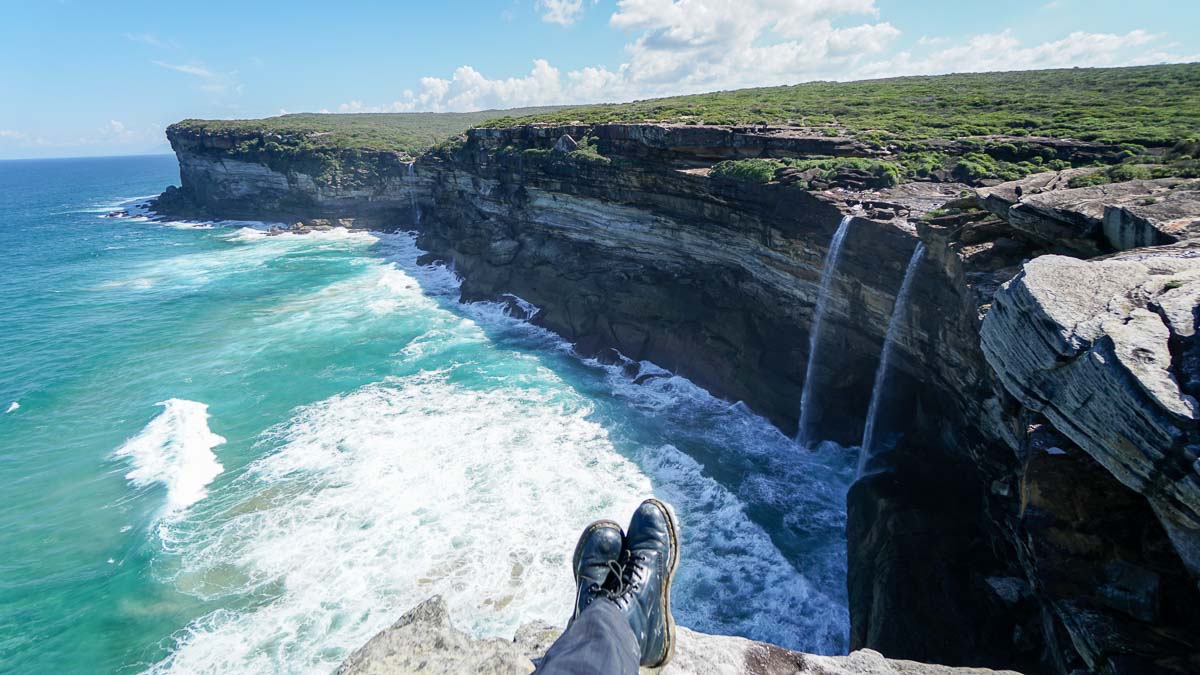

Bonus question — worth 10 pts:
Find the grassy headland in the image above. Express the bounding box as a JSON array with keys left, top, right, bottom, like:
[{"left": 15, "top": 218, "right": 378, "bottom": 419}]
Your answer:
[
  {"left": 169, "top": 107, "right": 569, "bottom": 156},
  {"left": 170, "top": 64, "right": 1199, "bottom": 187},
  {"left": 483, "top": 64, "right": 1200, "bottom": 148}
]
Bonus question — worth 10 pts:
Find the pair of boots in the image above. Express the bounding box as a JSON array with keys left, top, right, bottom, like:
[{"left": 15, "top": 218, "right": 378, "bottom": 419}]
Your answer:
[{"left": 571, "top": 499, "right": 680, "bottom": 669}]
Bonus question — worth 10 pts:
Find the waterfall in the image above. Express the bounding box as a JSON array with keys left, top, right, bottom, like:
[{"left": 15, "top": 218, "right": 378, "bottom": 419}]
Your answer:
[
  {"left": 406, "top": 162, "right": 421, "bottom": 225},
  {"left": 796, "top": 214, "right": 853, "bottom": 445},
  {"left": 857, "top": 242, "right": 926, "bottom": 477}
]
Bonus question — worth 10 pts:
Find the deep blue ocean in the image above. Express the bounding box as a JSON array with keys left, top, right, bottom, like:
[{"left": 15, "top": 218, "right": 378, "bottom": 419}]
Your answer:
[{"left": 0, "top": 155, "right": 854, "bottom": 673}]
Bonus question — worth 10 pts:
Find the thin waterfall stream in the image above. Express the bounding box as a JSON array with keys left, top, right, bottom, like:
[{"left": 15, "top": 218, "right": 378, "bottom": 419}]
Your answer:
[
  {"left": 796, "top": 214, "right": 853, "bottom": 445},
  {"left": 406, "top": 162, "right": 421, "bottom": 225},
  {"left": 857, "top": 242, "right": 926, "bottom": 477}
]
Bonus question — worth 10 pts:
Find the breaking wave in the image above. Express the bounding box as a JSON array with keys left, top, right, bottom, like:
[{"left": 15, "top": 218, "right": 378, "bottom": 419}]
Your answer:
[
  {"left": 134, "top": 227, "right": 852, "bottom": 672},
  {"left": 113, "top": 399, "right": 225, "bottom": 516}
]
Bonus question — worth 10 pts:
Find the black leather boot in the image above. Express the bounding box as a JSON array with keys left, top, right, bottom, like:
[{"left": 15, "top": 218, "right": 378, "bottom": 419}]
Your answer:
[
  {"left": 609, "top": 498, "right": 680, "bottom": 669},
  {"left": 571, "top": 519, "right": 624, "bottom": 620}
]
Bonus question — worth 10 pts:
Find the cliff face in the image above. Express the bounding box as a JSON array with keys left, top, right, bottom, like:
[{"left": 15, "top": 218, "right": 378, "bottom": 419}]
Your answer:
[
  {"left": 163, "top": 123, "right": 425, "bottom": 226},
  {"left": 412, "top": 125, "right": 927, "bottom": 437},
  {"left": 157, "top": 121, "right": 1200, "bottom": 674}
]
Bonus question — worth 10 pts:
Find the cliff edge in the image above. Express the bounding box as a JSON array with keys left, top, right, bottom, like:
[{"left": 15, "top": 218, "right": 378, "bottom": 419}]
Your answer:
[{"left": 336, "top": 597, "right": 1021, "bottom": 675}]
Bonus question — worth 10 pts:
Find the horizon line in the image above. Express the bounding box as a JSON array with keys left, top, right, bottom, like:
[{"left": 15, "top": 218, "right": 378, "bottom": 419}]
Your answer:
[{"left": 0, "top": 151, "right": 176, "bottom": 163}]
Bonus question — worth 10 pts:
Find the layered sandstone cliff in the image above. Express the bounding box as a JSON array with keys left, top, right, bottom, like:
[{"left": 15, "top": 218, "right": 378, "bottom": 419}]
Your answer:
[{"left": 154, "top": 120, "right": 1200, "bottom": 674}]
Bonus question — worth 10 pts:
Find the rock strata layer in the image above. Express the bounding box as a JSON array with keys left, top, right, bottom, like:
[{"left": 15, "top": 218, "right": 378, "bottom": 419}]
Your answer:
[
  {"left": 982, "top": 249, "right": 1200, "bottom": 522},
  {"left": 978, "top": 172, "right": 1200, "bottom": 255}
]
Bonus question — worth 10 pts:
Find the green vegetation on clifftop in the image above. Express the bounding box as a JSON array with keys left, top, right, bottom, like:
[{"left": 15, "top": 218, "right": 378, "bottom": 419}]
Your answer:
[
  {"left": 483, "top": 64, "right": 1200, "bottom": 148},
  {"left": 170, "top": 65, "right": 1199, "bottom": 188},
  {"left": 171, "top": 107, "right": 568, "bottom": 156}
]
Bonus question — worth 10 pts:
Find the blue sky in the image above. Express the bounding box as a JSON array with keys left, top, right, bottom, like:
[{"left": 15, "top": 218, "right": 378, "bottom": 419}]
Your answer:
[{"left": 1, "top": 0, "right": 1196, "bottom": 159}]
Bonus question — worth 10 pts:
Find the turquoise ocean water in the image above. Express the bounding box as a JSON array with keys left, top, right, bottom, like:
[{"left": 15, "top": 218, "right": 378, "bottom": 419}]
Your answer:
[{"left": 0, "top": 155, "right": 854, "bottom": 673}]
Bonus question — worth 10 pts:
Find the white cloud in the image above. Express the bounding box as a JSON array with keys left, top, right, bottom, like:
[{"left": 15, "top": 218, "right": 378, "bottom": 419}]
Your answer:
[
  {"left": 339, "top": 0, "right": 900, "bottom": 111},
  {"left": 105, "top": 120, "right": 137, "bottom": 143},
  {"left": 827, "top": 23, "right": 900, "bottom": 56},
  {"left": 333, "top": 2, "right": 1195, "bottom": 114},
  {"left": 123, "top": 32, "right": 178, "bottom": 49},
  {"left": 537, "top": 0, "right": 588, "bottom": 26},
  {"left": 152, "top": 60, "right": 242, "bottom": 96},
  {"left": 855, "top": 29, "right": 1175, "bottom": 78},
  {"left": 337, "top": 59, "right": 566, "bottom": 113},
  {"left": 153, "top": 60, "right": 216, "bottom": 78},
  {"left": 603, "top": 0, "right": 901, "bottom": 92},
  {"left": 0, "top": 129, "right": 51, "bottom": 147}
]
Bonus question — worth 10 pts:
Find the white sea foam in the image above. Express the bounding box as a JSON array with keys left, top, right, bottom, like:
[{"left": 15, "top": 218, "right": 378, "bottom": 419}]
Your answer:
[
  {"left": 113, "top": 399, "right": 225, "bottom": 516},
  {"left": 106, "top": 226, "right": 378, "bottom": 291},
  {"left": 6, "top": 401, "right": 18, "bottom": 413},
  {"left": 95, "top": 277, "right": 157, "bottom": 291},
  {"left": 152, "top": 376, "right": 651, "bottom": 673},
  {"left": 154, "top": 370, "right": 849, "bottom": 671},
  {"left": 159, "top": 220, "right": 216, "bottom": 230},
  {"left": 146, "top": 230, "right": 851, "bottom": 671},
  {"left": 225, "top": 226, "right": 268, "bottom": 242}
]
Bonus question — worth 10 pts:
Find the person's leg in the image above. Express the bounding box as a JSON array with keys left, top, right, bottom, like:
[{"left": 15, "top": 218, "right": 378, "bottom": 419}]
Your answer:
[
  {"left": 539, "top": 499, "right": 679, "bottom": 673},
  {"left": 534, "top": 598, "right": 640, "bottom": 675}
]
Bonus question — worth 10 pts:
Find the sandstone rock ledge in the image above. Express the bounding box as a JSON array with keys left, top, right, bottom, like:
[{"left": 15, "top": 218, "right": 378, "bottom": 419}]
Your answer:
[
  {"left": 338, "top": 597, "right": 1021, "bottom": 675},
  {"left": 980, "top": 245, "right": 1200, "bottom": 564}
]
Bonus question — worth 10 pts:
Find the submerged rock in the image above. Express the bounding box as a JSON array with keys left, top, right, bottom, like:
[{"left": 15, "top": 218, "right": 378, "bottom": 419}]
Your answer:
[{"left": 338, "top": 596, "right": 1024, "bottom": 675}]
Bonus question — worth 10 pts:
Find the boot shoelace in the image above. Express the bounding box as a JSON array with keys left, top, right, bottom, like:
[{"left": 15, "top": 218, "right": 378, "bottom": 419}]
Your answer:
[{"left": 600, "top": 550, "right": 651, "bottom": 609}]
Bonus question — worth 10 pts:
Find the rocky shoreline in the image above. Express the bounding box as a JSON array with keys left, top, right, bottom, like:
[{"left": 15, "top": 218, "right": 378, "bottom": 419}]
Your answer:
[{"left": 154, "top": 118, "right": 1200, "bottom": 674}]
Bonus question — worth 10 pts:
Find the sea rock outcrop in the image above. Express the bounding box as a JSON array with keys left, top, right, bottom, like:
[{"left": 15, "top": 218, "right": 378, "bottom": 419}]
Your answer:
[
  {"left": 338, "top": 596, "right": 1023, "bottom": 675},
  {"left": 849, "top": 168, "right": 1200, "bottom": 673},
  {"left": 163, "top": 123, "right": 429, "bottom": 227}
]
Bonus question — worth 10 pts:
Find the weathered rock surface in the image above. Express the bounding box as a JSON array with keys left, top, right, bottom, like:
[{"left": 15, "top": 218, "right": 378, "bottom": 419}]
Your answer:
[
  {"left": 980, "top": 248, "right": 1200, "bottom": 537},
  {"left": 415, "top": 134, "right": 921, "bottom": 439},
  {"left": 339, "top": 596, "right": 1023, "bottom": 675},
  {"left": 978, "top": 173, "right": 1200, "bottom": 256},
  {"left": 1014, "top": 428, "right": 1200, "bottom": 673},
  {"left": 470, "top": 123, "right": 878, "bottom": 164},
  {"left": 159, "top": 124, "right": 429, "bottom": 228}
]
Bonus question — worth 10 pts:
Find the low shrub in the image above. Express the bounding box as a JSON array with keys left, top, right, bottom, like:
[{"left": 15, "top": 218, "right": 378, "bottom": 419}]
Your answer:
[{"left": 710, "top": 158, "right": 785, "bottom": 183}]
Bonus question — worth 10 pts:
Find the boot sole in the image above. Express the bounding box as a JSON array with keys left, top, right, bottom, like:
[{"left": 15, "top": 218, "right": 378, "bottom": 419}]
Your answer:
[
  {"left": 572, "top": 519, "right": 623, "bottom": 620},
  {"left": 643, "top": 498, "right": 680, "bottom": 671}
]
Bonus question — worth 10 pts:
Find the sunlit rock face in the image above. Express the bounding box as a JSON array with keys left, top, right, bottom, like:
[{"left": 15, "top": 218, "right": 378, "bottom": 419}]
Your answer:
[
  {"left": 978, "top": 171, "right": 1200, "bottom": 256},
  {"left": 982, "top": 247, "right": 1200, "bottom": 568},
  {"left": 165, "top": 124, "right": 428, "bottom": 228},
  {"left": 413, "top": 135, "right": 926, "bottom": 438}
]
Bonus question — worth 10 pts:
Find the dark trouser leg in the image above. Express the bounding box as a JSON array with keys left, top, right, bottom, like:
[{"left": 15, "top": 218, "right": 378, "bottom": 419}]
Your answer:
[{"left": 535, "top": 598, "right": 640, "bottom": 675}]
